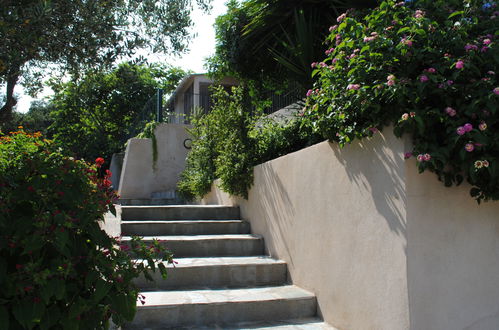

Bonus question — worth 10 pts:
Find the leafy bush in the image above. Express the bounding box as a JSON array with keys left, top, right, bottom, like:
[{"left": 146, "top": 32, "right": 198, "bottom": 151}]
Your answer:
[
  {"left": 0, "top": 129, "right": 173, "bottom": 329},
  {"left": 178, "top": 87, "right": 321, "bottom": 199},
  {"left": 305, "top": 0, "right": 499, "bottom": 202},
  {"left": 178, "top": 87, "right": 255, "bottom": 199}
]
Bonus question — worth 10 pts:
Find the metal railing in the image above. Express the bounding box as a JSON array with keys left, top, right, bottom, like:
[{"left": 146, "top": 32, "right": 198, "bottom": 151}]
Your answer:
[{"left": 128, "top": 87, "right": 303, "bottom": 139}]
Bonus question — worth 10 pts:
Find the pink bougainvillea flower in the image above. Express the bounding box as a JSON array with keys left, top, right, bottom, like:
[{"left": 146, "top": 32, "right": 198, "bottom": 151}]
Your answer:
[
  {"left": 306, "top": 89, "right": 313, "bottom": 97},
  {"left": 426, "top": 67, "right": 436, "bottom": 73},
  {"left": 483, "top": 160, "right": 490, "bottom": 167},
  {"left": 404, "top": 152, "right": 412, "bottom": 159},
  {"left": 419, "top": 75, "right": 429, "bottom": 82},
  {"left": 493, "top": 87, "right": 499, "bottom": 95},
  {"left": 483, "top": 38, "right": 492, "bottom": 45},
  {"left": 337, "top": 13, "right": 347, "bottom": 22},
  {"left": 481, "top": 46, "right": 489, "bottom": 52},
  {"left": 310, "top": 62, "right": 317, "bottom": 68},
  {"left": 423, "top": 153, "right": 431, "bottom": 161},
  {"left": 479, "top": 121, "right": 487, "bottom": 131},
  {"left": 347, "top": 84, "right": 360, "bottom": 90},
  {"left": 487, "top": 71, "right": 495, "bottom": 75},
  {"left": 416, "top": 154, "right": 425, "bottom": 162},
  {"left": 414, "top": 10, "right": 425, "bottom": 18},
  {"left": 465, "top": 44, "right": 478, "bottom": 51},
  {"left": 455, "top": 60, "right": 464, "bottom": 69},
  {"left": 445, "top": 107, "right": 457, "bottom": 116},
  {"left": 401, "top": 113, "right": 409, "bottom": 120},
  {"left": 401, "top": 37, "right": 413, "bottom": 47},
  {"left": 463, "top": 123, "right": 473, "bottom": 132},
  {"left": 410, "top": 112, "right": 416, "bottom": 117},
  {"left": 456, "top": 126, "right": 466, "bottom": 135},
  {"left": 447, "top": 80, "right": 454, "bottom": 85},
  {"left": 329, "top": 25, "right": 338, "bottom": 32},
  {"left": 465, "top": 143, "right": 474, "bottom": 152}
]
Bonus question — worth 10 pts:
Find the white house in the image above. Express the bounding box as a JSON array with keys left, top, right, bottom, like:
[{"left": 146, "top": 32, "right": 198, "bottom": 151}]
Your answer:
[{"left": 165, "top": 74, "right": 238, "bottom": 124}]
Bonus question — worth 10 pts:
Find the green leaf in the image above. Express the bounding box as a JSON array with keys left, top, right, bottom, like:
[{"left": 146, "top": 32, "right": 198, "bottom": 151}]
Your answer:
[
  {"left": 0, "top": 305, "right": 9, "bottom": 330},
  {"left": 93, "top": 279, "right": 112, "bottom": 304},
  {"left": 448, "top": 11, "right": 464, "bottom": 19}
]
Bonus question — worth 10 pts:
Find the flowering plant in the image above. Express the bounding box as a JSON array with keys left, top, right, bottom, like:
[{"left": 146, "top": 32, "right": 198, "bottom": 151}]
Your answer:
[
  {"left": 0, "top": 129, "right": 173, "bottom": 328},
  {"left": 305, "top": 0, "right": 499, "bottom": 202}
]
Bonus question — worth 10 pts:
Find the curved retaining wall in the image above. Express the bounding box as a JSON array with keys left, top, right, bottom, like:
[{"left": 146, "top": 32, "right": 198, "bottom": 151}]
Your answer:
[{"left": 201, "top": 129, "right": 499, "bottom": 330}]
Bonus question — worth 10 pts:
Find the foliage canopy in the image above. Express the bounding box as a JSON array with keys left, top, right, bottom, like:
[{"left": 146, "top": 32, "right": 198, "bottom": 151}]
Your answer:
[
  {"left": 49, "top": 62, "right": 186, "bottom": 162},
  {"left": 0, "top": 0, "right": 210, "bottom": 120}
]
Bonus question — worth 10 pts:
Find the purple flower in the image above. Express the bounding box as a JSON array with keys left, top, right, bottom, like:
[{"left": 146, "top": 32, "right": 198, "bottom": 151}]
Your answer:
[
  {"left": 404, "top": 152, "right": 413, "bottom": 159},
  {"left": 483, "top": 38, "right": 492, "bottom": 45},
  {"left": 347, "top": 84, "right": 361, "bottom": 90},
  {"left": 465, "top": 44, "right": 478, "bottom": 51},
  {"left": 494, "top": 87, "right": 499, "bottom": 95},
  {"left": 463, "top": 123, "right": 473, "bottom": 132},
  {"left": 481, "top": 46, "right": 489, "bottom": 52},
  {"left": 456, "top": 126, "right": 466, "bottom": 135},
  {"left": 455, "top": 60, "right": 464, "bottom": 69},
  {"left": 419, "top": 75, "right": 429, "bottom": 82},
  {"left": 427, "top": 67, "right": 436, "bottom": 73},
  {"left": 465, "top": 143, "right": 474, "bottom": 152},
  {"left": 445, "top": 107, "right": 457, "bottom": 116},
  {"left": 447, "top": 80, "right": 454, "bottom": 85}
]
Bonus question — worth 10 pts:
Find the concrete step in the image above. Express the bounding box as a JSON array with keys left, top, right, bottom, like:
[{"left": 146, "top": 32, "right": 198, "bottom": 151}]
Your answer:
[
  {"left": 125, "top": 285, "right": 317, "bottom": 328},
  {"left": 119, "top": 198, "right": 184, "bottom": 206},
  {"left": 197, "top": 318, "right": 337, "bottom": 329},
  {"left": 134, "top": 256, "right": 287, "bottom": 290},
  {"left": 122, "top": 234, "right": 264, "bottom": 257},
  {"left": 123, "top": 317, "right": 336, "bottom": 329},
  {"left": 121, "top": 205, "right": 240, "bottom": 221},
  {"left": 122, "top": 220, "right": 250, "bottom": 236}
]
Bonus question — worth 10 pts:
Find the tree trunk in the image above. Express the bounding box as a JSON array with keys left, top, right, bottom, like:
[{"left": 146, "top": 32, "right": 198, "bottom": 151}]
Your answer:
[{"left": 0, "top": 73, "right": 20, "bottom": 124}]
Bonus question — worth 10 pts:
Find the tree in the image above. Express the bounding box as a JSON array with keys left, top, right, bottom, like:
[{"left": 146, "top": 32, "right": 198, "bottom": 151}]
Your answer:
[
  {"left": 49, "top": 62, "right": 187, "bottom": 162},
  {"left": 18, "top": 100, "right": 54, "bottom": 137},
  {"left": 0, "top": 0, "right": 211, "bottom": 122},
  {"left": 207, "top": 0, "right": 376, "bottom": 93}
]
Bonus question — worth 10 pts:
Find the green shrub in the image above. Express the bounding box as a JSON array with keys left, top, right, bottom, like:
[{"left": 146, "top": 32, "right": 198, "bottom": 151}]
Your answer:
[
  {"left": 178, "top": 86, "right": 256, "bottom": 199},
  {"left": 177, "top": 109, "right": 219, "bottom": 200},
  {"left": 178, "top": 86, "right": 322, "bottom": 199},
  {"left": 0, "top": 128, "right": 173, "bottom": 329},
  {"left": 305, "top": 0, "right": 499, "bottom": 202}
]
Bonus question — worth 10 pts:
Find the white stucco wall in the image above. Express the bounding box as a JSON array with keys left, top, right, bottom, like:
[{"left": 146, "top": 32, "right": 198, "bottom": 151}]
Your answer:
[
  {"left": 118, "top": 123, "right": 191, "bottom": 199},
  {"left": 201, "top": 129, "right": 499, "bottom": 330}
]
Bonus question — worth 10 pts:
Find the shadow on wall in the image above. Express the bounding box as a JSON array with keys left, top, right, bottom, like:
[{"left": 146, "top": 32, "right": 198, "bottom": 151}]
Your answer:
[
  {"left": 254, "top": 163, "right": 297, "bottom": 268},
  {"left": 330, "top": 131, "right": 407, "bottom": 238}
]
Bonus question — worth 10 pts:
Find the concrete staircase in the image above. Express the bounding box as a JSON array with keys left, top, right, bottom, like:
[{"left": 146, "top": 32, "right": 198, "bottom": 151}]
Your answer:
[{"left": 121, "top": 204, "right": 332, "bottom": 329}]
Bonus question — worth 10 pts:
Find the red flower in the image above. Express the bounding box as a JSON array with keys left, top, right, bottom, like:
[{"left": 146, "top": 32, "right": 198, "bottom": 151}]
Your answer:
[
  {"left": 15, "top": 264, "right": 23, "bottom": 270},
  {"left": 95, "top": 157, "right": 105, "bottom": 167},
  {"left": 27, "top": 186, "right": 35, "bottom": 192}
]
